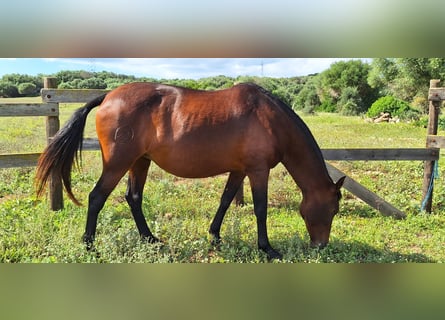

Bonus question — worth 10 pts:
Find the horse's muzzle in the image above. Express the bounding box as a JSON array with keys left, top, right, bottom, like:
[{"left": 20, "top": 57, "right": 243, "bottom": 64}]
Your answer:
[{"left": 310, "top": 241, "right": 327, "bottom": 249}]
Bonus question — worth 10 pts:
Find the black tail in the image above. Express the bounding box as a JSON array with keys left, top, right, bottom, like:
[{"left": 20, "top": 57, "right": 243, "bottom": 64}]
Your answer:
[{"left": 36, "top": 94, "right": 107, "bottom": 205}]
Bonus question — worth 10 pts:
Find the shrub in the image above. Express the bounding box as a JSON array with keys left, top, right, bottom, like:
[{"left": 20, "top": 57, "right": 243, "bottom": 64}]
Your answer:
[
  {"left": 18, "top": 82, "right": 37, "bottom": 96},
  {"left": 414, "top": 116, "right": 445, "bottom": 130},
  {"left": 294, "top": 80, "right": 320, "bottom": 112},
  {"left": 412, "top": 95, "right": 428, "bottom": 113},
  {"left": 78, "top": 77, "right": 107, "bottom": 89},
  {"left": 338, "top": 86, "right": 365, "bottom": 116},
  {"left": 0, "top": 81, "right": 19, "bottom": 97},
  {"left": 316, "top": 100, "right": 336, "bottom": 113},
  {"left": 367, "top": 96, "right": 419, "bottom": 120}
]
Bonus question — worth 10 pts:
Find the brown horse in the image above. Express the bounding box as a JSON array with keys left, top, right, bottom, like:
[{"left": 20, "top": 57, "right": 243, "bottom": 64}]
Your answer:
[{"left": 36, "top": 82, "right": 344, "bottom": 260}]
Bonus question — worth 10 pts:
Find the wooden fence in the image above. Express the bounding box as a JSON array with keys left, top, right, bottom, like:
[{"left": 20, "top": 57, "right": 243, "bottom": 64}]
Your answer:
[
  {"left": 0, "top": 78, "right": 108, "bottom": 210},
  {"left": 1, "top": 78, "right": 443, "bottom": 218},
  {"left": 422, "top": 80, "right": 445, "bottom": 212}
]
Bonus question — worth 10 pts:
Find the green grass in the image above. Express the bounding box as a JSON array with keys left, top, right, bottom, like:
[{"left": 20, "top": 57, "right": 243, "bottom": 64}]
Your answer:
[{"left": 1, "top": 100, "right": 445, "bottom": 263}]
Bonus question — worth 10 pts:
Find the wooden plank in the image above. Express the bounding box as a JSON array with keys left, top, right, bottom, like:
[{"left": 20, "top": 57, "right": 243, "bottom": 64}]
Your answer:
[
  {"left": 428, "top": 87, "right": 445, "bottom": 101},
  {"left": 41, "top": 89, "right": 109, "bottom": 103},
  {"left": 75, "top": 143, "right": 444, "bottom": 162},
  {"left": 82, "top": 138, "right": 100, "bottom": 150},
  {"left": 46, "top": 116, "right": 60, "bottom": 141},
  {"left": 426, "top": 135, "right": 445, "bottom": 149},
  {"left": 326, "top": 163, "right": 406, "bottom": 219},
  {"left": 2, "top": 146, "right": 440, "bottom": 168},
  {"left": 322, "top": 148, "right": 439, "bottom": 161},
  {"left": 0, "top": 153, "right": 40, "bottom": 168},
  {"left": 0, "top": 103, "right": 58, "bottom": 117}
]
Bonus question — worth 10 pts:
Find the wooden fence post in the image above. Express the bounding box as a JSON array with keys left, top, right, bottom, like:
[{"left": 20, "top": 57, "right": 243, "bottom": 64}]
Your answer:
[
  {"left": 422, "top": 79, "right": 441, "bottom": 213},
  {"left": 43, "top": 77, "right": 63, "bottom": 211}
]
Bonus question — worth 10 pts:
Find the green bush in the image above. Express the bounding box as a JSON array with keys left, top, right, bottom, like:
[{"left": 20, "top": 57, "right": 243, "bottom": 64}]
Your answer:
[
  {"left": 338, "top": 86, "right": 365, "bottom": 116},
  {"left": 367, "top": 96, "right": 419, "bottom": 120},
  {"left": 414, "top": 116, "right": 445, "bottom": 130},
  {"left": 18, "top": 82, "right": 37, "bottom": 96},
  {"left": 316, "top": 101, "right": 336, "bottom": 113},
  {"left": 0, "top": 81, "right": 19, "bottom": 97}
]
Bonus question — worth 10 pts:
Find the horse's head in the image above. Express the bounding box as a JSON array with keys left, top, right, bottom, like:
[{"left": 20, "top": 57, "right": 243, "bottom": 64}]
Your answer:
[{"left": 299, "top": 176, "right": 345, "bottom": 248}]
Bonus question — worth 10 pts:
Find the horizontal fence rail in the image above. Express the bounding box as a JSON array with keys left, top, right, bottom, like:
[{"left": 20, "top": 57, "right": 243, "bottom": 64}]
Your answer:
[
  {"left": 322, "top": 148, "right": 440, "bottom": 161},
  {"left": 0, "top": 103, "right": 59, "bottom": 117},
  {"left": 0, "top": 153, "right": 41, "bottom": 168},
  {"left": 1, "top": 145, "right": 440, "bottom": 168},
  {"left": 77, "top": 140, "right": 444, "bottom": 162},
  {"left": 59, "top": 142, "right": 445, "bottom": 162},
  {"left": 428, "top": 87, "right": 445, "bottom": 101},
  {"left": 41, "top": 89, "right": 109, "bottom": 103}
]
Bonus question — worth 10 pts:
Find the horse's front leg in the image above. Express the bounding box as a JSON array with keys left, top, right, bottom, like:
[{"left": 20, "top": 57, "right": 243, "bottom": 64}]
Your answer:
[{"left": 248, "top": 169, "right": 282, "bottom": 260}]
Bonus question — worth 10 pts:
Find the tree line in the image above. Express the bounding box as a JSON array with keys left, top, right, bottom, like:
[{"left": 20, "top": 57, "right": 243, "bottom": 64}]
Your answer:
[{"left": 1, "top": 58, "right": 444, "bottom": 117}]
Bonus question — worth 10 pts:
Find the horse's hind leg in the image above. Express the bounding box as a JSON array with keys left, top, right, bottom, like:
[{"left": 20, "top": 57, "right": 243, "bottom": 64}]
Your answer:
[
  {"left": 209, "top": 171, "right": 245, "bottom": 244},
  {"left": 125, "top": 157, "right": 158, "bottom": 243}
]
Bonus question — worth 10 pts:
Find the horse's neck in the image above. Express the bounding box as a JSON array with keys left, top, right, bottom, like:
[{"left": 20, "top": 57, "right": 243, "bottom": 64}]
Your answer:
[{"left": 282, "top": 137, "right": 333, "bottom": 196}]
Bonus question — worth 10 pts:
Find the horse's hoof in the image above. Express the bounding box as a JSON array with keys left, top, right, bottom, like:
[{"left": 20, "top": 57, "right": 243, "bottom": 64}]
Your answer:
[
  {"left": 265, "top": 248, "right": 283, "bottom": 261},
  {"left": 141, "top": 234, "right": 159, "bottom": 244},
  {"left": 209, "top": 233, "right": 222, "bottom": 247},
  {"left": 82, "top": 234, "right": 95, "bottom": 251}
]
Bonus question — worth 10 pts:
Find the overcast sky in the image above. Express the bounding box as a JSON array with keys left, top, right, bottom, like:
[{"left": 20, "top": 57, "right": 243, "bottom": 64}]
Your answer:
[{"left": 0, "top": 58, "right": 370, "bottom": 80}]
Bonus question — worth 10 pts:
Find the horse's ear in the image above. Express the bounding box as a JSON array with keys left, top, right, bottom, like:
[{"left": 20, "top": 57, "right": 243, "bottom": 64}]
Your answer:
[{"left": 336, "top": 176, "right": 346, "bottom": 190}]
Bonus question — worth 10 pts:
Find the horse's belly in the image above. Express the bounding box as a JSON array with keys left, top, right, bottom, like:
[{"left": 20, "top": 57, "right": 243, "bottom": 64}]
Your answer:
[
  {"left": 150, "top": 151, "right": 237, "bottom": 178},
  {"left": 148, "top": 138, "right": 279, "bottom": 178}
]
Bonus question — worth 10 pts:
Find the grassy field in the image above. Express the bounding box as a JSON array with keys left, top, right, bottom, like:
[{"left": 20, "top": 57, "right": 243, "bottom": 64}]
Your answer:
[{"left": 1, "top": 97, "right": 445, "bottom": 262}]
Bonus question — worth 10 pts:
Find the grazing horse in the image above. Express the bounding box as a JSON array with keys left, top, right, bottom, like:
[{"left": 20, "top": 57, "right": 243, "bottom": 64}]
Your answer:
[{"left": 36, "top": 82, "right": 344, "bottom": 260}]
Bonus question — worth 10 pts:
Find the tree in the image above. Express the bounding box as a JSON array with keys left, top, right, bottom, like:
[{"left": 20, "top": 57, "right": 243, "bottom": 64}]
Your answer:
[
  {"left": 367, "top": 58, "right": 399, "bottom": 96},
  {"left": 58, "top": 79, "right": 82, "bottom": 89},
  {"left": 55, "top": 70, "right": 83, "bottom": 83},
  {"left": 368, "top": 58, "right": 445, "bottom": 105},
  {"left": 18, "top": 82, "right": 37, "bottom": 96},
  {"left": 294, "top": 77, "right": 320, "bottom": 113},
  {"left": 77, "top": 77, "right": 107, "bottom": 89},
  {"left": 198, "top": 75, "right": 234, "bottom": 90},
  {"left": 1, "top": 73, "right": 43, "bottom": 95},
  {"left": 317, "top": 60, "right": 376, "bottom": 114},
  {"left": 338, "top": 87, "right": 363, "bottom": 116},
  {"left": 0, "top": 81, "right": 18, "bottom": 97}
]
